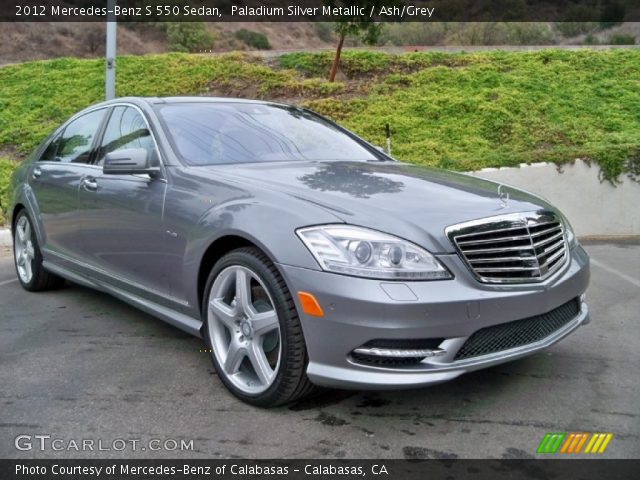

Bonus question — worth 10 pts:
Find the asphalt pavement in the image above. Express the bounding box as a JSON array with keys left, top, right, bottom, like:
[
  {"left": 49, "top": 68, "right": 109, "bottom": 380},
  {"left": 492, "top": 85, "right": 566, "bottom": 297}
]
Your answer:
[{"left": 0, "top": 242, "right": 638, "bottom": 459}]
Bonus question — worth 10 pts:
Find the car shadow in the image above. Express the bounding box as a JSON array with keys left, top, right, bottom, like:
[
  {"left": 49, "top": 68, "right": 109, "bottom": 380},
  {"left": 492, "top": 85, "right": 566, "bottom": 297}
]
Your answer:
[{"left": 56, "top": 281, "right": 561, "bottom": 421}]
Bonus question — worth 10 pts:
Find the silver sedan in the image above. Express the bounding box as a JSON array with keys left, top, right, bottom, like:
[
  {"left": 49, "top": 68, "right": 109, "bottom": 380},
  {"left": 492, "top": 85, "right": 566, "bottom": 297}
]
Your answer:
[{"left": 9, "top": 97, "right": 590, "bottom": 406}]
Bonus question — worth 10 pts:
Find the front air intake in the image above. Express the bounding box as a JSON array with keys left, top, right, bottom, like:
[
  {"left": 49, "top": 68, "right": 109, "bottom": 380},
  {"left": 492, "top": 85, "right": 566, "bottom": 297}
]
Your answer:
[{"left": 454, "top": 297, "right": 581, "bottom": 361}]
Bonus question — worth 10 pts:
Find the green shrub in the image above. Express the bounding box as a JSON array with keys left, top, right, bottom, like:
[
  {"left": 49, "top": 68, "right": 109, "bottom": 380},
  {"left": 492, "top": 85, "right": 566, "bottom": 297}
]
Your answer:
[
  {"left": 2, "top": 49, "right": 640, "bottom": 191},
  {"left": 234, "top": 29, "right": 271, "bottom": 50},
  {"left": 165, "top": 22, "right": 214, "bottom": 52},
  {"left": 0, "top": 53, "right": 301, "bottom": 157},
  {"left": 585, "top": 34, "right": 601, "bottom": 45},
  {"left": 279, "top": 52, "right": 330, "bottom": 77},
  {"left": 608, "top": 33, "right": 636, "bottom": 45},
  {"left": 0, "top": 158, "right": 18, "bottom": 225}
]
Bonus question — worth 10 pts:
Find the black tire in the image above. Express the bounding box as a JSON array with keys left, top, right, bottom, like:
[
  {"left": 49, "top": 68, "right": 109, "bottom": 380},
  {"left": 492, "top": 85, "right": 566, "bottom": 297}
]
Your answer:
[
  {"left": 202, "top": 247, "right": 316, "bottom": 407},
  {"left": 13, "top": 210, "right": 65, "bottom": 292}
]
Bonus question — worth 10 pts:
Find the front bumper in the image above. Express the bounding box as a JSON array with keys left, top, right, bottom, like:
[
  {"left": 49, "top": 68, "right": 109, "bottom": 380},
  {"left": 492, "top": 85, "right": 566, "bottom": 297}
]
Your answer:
[{"left": 278, "top": 244, "right": 590, "bottom": 389}]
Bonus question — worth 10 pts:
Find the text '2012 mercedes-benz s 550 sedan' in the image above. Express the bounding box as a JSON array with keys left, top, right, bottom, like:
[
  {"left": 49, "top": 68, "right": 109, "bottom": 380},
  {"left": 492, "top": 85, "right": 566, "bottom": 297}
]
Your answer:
[{"left": 9, "top": 97, "right": 590, "bottom": 406}]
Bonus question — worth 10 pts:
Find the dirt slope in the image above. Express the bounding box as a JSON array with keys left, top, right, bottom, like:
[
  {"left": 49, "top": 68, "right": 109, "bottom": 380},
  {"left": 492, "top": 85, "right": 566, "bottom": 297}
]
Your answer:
[{"left": 0, "top": 22, "right": 333, "bottom": 65}]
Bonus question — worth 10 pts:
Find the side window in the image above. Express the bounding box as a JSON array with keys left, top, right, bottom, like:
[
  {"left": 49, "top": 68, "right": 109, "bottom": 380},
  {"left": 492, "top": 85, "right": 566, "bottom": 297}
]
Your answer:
[
  {"left": 97, "top": 106, "right": 158, "bottom": 166},
  {"left": 56, "top": 109, "right": 106, "bottom": 164},
  {"left": 38, "top": 133, "right": 62, "bottom": 162}
]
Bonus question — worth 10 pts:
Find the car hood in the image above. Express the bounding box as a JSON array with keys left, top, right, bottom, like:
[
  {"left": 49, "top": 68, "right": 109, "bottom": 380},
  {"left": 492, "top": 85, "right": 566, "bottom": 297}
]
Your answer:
[{"left": 208, "top": 160, "right": 557, "bottom": 253}]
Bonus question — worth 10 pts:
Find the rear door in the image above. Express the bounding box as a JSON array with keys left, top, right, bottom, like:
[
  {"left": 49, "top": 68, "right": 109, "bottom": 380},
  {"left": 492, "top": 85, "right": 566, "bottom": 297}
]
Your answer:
[
  {"left": 77, "top": 105, "right": 171, "bottom": 301},
  {"left": 29, "top": 108, "right": 107, "bottom": 262}
]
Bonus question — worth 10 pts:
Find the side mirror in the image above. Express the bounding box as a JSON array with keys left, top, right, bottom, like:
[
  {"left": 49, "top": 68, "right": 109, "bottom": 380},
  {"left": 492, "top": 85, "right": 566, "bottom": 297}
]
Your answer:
[{"left": 103, "top": 148, "right": 160, "bottom": 177}]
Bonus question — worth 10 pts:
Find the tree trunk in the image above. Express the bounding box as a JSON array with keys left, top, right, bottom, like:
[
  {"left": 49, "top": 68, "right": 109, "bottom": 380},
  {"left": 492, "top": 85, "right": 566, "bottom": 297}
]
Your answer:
[{"left": 328, "top": 32, "right": 346, "bottom": 82}]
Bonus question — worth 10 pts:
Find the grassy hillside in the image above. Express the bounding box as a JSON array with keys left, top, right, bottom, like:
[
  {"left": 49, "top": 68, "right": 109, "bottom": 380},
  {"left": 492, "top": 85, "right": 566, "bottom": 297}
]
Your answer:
[{"left": 1, "top": 49, "right": 639, "bottom": 223}]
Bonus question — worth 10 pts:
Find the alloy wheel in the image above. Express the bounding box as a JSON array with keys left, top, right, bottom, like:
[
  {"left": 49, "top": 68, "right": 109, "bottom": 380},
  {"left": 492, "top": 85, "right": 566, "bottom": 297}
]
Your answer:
[
  {"left": 14, "top": 215, "right": 35, "bottom": 284},
  {"left": 206, "top": 265, "right": 282, "bottom": 395}
]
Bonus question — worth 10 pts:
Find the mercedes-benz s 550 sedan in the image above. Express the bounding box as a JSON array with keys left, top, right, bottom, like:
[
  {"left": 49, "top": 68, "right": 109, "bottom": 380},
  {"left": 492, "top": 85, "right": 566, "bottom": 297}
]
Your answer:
[{"left": 9, "top": 97, "right": 590, "bottom": 406}]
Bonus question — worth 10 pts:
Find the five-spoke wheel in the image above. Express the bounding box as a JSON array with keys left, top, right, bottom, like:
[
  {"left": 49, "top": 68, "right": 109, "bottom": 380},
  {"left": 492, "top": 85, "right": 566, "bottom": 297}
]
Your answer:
[
  {"left": 12, "top": 210, "right": 64, "bottom": 291},
  {"left": 207, "top": 265, "right": 281, "bottom": 394},
  {"left": 203, "top": 247, "right": 315, "bottom": 406},
  {"left": 14, "top": 214, "right": 36, "bottom": 284}
]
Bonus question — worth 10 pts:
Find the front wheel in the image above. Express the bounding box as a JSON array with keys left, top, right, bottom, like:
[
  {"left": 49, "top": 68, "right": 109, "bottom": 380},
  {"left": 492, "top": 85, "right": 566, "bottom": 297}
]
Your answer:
[
  {"left": 202, "top": 247, "right": 315, "bottom": 407},
  {"left": 13, "top": 210, "right": 64, "bottom": 291}
]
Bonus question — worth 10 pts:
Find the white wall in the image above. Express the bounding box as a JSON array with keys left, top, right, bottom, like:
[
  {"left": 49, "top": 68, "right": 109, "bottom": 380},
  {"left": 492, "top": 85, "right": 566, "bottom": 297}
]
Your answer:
[{"left": 469, "top": 160, "right": 640, "bottom": 237}]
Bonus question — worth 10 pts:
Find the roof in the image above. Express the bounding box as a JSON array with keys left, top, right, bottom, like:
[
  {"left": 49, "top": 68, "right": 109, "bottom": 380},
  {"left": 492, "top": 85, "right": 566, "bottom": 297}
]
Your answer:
[{"left": 94, "top": 96, "right": 284, "bottom": 108}]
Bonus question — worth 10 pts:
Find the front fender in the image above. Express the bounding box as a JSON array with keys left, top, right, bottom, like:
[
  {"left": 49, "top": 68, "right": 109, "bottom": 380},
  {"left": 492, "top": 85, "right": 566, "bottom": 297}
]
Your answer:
[
  {"left": 192, "top": 197, "right": 342, "bottom": 271},
  {"left": 174, "top": 192, "right": 343, "bottom": 316}
]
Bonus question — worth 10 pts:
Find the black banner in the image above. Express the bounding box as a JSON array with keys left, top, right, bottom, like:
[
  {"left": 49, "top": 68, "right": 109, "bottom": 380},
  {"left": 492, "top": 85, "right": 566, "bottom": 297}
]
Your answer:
[
  {"left": 1, "top": 459, "right": 640, "bottom": 480},
  {"left": 3, "top": 0, "right": 640, "bottom": 22}
]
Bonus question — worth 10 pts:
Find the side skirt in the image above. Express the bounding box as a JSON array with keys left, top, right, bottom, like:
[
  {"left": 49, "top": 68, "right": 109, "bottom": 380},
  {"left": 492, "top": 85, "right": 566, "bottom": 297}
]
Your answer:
[{"left": 43, "top": 260, "right": 204, "bottom": 338}]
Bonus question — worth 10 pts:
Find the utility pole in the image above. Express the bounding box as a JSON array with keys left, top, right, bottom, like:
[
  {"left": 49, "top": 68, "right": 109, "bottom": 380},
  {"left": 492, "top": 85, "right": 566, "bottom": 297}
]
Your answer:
[{"left": 105, "top": 0, "right": 117, "bottom": 100}]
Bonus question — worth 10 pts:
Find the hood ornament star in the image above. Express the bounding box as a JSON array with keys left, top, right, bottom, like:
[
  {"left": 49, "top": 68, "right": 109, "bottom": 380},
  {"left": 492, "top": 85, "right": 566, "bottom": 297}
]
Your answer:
[{"left": 497, "top": 184, "right": 510, "bottom": 209}]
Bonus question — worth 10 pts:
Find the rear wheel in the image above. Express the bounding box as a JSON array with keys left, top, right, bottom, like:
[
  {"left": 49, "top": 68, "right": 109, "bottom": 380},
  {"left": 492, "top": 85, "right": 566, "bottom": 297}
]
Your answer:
[
  {"left": 202, "top": 247, "right": 315, "bottom": 407},
  {"left": 13, "top": 210, "right": 64, "bottom": 291}
]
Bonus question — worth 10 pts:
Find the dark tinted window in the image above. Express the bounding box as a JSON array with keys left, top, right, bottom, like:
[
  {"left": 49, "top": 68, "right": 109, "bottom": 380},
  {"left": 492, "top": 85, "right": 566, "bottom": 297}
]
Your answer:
[
  {"left": 56, "top": 109, "right": 106, "bottom": 163},
  {"left": 39, "top": 133, "right": 62, "bottom": 162},
  {"left": 97, "top": 106, "right": 158, "bottom": 165},
  {"left": 157, "top": 103, "right": 378, "bottom": 166}
]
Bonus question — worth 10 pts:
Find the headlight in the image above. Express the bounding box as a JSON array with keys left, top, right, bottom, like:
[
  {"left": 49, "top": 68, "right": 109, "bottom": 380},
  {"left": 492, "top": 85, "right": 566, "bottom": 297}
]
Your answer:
[{"left": 296, "top": 225, "right": 453, "bottom": 280}]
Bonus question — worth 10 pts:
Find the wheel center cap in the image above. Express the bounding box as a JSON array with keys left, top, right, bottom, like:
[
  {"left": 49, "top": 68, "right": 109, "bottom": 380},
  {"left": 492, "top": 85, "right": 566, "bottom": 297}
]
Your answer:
[{"left": 241, "top": 321, "right": 252, "bottom": 338}]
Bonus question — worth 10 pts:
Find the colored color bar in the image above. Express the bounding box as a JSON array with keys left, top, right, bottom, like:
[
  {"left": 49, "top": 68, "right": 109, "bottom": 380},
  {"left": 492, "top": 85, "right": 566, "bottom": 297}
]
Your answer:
[
  {"left": 539, "top": 433, "right": 566, "bottom": 453},
  {"left": 591, "top": 433, "right": 606, "bottom": 453},
  {"left": 537, "top": 433, "right": 553, "bottom": 454},
  {"left": 550, "top": 433, "right": 566, "bottom": 453},
  {"left": 598, "top": 433, "right": 613, "bottom": 453},
  {"left": 543, "top": 432, "right": 612, "bottom": 455},
  {"left": 572, "top": 433, "right": 589, "bottom": 454},
  {"left": 567, "top": 433, "right": 582, "bottom": 453},
  {"left": 584, "top": 434, "right": 598, "bottom": 453},
  {"left": 560, "top": 434, "right": 576, "bottom": 453}
]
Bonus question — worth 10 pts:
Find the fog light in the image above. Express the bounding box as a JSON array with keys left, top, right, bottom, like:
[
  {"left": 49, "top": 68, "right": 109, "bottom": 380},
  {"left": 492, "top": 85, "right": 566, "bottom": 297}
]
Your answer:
[{"left": 353, "top": 346, "right": 446, "bottom": 358}]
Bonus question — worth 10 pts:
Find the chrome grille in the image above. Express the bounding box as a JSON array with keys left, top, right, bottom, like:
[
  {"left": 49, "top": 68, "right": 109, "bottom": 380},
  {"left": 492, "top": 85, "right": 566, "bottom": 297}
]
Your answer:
[{"left": 446, "top": 211, "right": 568, "bottom": 283}]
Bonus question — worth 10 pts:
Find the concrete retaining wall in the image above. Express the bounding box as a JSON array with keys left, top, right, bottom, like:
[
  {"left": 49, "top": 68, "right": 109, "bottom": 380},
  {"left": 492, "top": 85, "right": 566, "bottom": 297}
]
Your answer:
[{"left": 469, "top": 160, "right": 640, "bottom": 237}]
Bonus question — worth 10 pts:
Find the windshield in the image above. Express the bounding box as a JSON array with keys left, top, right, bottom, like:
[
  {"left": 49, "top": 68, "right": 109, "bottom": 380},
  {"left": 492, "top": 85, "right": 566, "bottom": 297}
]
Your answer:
[{"left": 157, "top": 103, "right": 379, "bottom": 165}]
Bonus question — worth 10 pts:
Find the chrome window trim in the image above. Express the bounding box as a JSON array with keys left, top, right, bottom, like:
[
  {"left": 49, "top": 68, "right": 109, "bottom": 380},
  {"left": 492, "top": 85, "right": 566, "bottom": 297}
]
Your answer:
[
  {"left": 95, "top": 103, "right": 167, "bottom": 178},
  {"left": 35, "top": 102, "right": 167, "bottom": 180},
  {"left": 96, "top": 103, "right": 164, "bottom": 165},
  {"left": 445, "top": 210, "right": 570, "bottom": 284},
  {"left": 37, "top": 106, "right": 109, "bottom": 164}
]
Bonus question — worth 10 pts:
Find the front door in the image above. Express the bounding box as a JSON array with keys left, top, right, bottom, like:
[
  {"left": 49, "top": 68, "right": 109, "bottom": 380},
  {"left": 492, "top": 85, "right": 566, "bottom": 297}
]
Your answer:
[{"left": 77, "top": 105, "right": 171, "bottom": 301}]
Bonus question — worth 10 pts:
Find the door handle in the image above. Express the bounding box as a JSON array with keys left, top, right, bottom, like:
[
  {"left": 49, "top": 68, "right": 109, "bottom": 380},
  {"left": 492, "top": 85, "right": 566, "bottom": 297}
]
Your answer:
[
  {"left": 32, "top": 167, "right": 42, "bottom": 179},
  {"left": 82, "top": 176, "right": 98, "bottom": 191}
]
